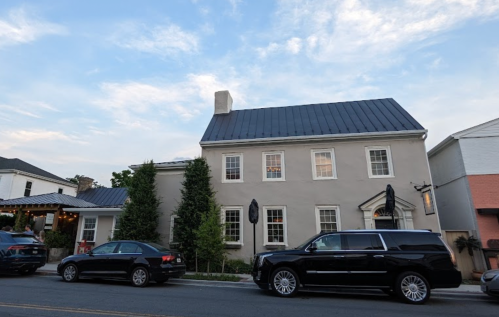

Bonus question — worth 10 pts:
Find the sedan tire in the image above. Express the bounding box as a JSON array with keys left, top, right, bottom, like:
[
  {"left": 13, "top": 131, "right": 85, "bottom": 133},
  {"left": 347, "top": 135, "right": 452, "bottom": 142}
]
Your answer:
[
  {"left": 395, "top": 271, "right": 431, "bottom": 304},
  {"left": 131, "top": 267, "right": 149, "bottom": 287},
  {"left": 270, "top": 267, "right": 300, "bottom": 297},
  {"left": 62, "top": 264, "right": 79, "bottom": 283}
]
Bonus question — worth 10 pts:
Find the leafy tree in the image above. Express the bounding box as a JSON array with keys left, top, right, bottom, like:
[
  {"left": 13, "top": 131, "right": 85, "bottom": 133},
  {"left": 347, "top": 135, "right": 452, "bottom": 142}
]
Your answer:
[
  {"left": 111, "top": 169, "right": 133, "bottom": 188},
  {"left": 114, "top": 160, "right": 161, "bottom": 242},
  {"left": 174, "top": 157, "right": 215, "bottom": 268},
  {"left": 14, "top": 208, "right": 28, "bottom": 232},
  {"left": 0, "top": 214, "right": 15, "bottom": 228},
  {"left": 195, "top": 198, "right": 226, "bottom": 273},
  {"left": 66, "top": 175, "right": 105, "bottom": 188}
]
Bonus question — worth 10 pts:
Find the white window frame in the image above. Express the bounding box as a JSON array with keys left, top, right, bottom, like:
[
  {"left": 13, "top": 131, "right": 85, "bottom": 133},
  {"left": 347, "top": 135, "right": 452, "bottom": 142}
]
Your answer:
[
  {"left": 311, "top": 149, "right": 337, "bottom": 180},
  {"left": 315, "top": 206, "right": 341, "bottom": 234},
  {"left": 221, "top": 206, "right": 243, "bottom": 245},
  {"left": 365, "top": 146, "right": 394, "bottom": 178},
  {"left": 80, "top": 216, "right": 98, "bottom": 242},
  {"left": 110, "top": 216, "right": 119, "bottom": 239},
  {"left": 169, "top": 215, "right": 179, "bottom": 243},
  {"left": 262, "top": 151, "right": 285, "bottom": 182},
  {"left": 263, "top": 206, "right": 288, "bottom": 246},
  {"left": 222, "top": 153, "right": 243, "bottom": 183}
]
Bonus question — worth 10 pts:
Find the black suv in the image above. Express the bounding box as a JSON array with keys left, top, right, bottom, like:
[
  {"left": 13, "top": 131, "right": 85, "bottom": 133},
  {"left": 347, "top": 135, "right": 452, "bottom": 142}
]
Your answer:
[{"left": 252, "top": 230, "right": 461, "bottom": 304}]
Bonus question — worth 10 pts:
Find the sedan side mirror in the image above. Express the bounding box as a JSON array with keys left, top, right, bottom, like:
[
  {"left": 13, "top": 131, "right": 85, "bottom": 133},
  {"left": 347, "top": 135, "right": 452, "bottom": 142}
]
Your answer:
[
  {"left": 87, "top": 250, "right": 93, "bottom": 256},
  {"left": 309, "top": 242, "right": 318, "bottom": 252}
]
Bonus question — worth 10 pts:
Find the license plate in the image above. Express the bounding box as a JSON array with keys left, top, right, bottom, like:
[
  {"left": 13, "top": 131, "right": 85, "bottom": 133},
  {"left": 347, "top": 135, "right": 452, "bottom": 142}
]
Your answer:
[
  {"left": 32, "top": 250, "right": 38, "bottom": 254},
  {"left": 481, "top": 284, "right": 487, "bottom": 292},
  {"left": 177, "top": 258, "right": 181, "bottom": 263}
]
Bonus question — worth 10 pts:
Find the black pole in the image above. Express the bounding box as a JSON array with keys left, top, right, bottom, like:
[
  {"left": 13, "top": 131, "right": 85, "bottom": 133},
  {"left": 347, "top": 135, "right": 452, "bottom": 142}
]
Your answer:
[{"left": 253, "top": 223, "right": 256, "bottom": 256}]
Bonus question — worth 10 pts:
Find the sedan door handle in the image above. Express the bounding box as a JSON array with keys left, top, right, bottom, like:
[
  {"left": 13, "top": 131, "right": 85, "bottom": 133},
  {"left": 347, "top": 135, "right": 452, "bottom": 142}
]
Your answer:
[
  {"left": 333, "top": 255, "right": 345, "bottom": 258},
  {"left": 373, "top": 255, "right": 384, "bottom": 258}
]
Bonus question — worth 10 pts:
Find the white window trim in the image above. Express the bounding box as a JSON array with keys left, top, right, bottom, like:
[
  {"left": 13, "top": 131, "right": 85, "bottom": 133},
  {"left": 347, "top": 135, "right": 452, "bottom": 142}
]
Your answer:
[
  {"left": 263, "top": 206, "right": 288, "bottom": 246},
  {"left": 315, "top": 206, "right": 341, "bottom": 234},
  {"left": 79, "top": 216, "right": 98, "bottom": 242},
  {"left": 110, "top": 216, "right": 118, "bottom": 239},
  {"left": 222, "top": 153, "right": 243, "bottom": 183},
  {"left": 262, "top": 151, "right": 286, "bottom": 182},
  {"left": 169, "top": 215, "right": 179, "bottom": 243},
  {"left": 365, "top": 146, "right": 394, "bottom": 178},
  {"left": 311, "top": 149, "right": 337, "bottom": 180},
  {"left": 221, "top": 206, "right": 244, "bottom": 245}
]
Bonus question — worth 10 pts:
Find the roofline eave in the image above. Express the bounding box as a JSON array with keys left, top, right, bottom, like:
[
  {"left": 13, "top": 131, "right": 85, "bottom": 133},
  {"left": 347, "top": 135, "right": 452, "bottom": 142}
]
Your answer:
[
  {"left": 200, "top": 130, "right": 427, "bottom": 147},
  {"left": 0, "top": 169, "right": 77, "bottom": 188}
]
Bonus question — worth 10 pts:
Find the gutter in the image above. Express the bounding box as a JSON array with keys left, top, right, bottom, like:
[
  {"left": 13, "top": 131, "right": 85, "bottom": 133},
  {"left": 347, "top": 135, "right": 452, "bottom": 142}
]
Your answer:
[
  {"left": 199, "top": 130, "right": 427, "bottom": 147},
  {"left": 63, "top": 207, "right": 123, "bottom": 212}
]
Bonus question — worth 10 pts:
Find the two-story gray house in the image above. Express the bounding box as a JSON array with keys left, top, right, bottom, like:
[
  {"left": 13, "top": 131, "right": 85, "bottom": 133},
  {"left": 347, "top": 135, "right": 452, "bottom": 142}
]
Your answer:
[{"left": 200, "top": 91, "right": 440, "bottom": 261}]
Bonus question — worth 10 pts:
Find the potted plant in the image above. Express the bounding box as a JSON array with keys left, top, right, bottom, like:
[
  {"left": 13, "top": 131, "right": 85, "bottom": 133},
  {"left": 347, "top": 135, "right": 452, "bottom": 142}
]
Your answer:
[
  {"left": 454, "top": 235, "right": 482, "bottom": 280},
  {"left": 44, "top": 230, "right": 73, "bottom": 262}
]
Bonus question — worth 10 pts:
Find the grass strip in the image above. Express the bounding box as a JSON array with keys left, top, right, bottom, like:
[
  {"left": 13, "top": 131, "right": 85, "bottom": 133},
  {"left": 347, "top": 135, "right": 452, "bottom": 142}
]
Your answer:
[{"left": 181, "top": 273, "right": 241, "bottom": 282}]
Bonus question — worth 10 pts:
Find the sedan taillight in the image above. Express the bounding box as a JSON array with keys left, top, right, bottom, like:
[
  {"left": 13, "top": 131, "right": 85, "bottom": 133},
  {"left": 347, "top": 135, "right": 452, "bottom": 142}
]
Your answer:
[
  {"left": 8, "top": 245, "right": 27, "bottom": 250},
  {"left": 162, "top": 255, "right": 176, "bottom": 263}
]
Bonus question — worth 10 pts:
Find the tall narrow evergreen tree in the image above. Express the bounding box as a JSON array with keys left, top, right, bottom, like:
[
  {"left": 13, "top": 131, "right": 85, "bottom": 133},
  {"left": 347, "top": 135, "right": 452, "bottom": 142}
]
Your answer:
[
  {"left": 114, "top": 160, "right": 161, "bottom": 242},
  {"left": 174, "top": 157, "right": 214, "bottom": 267}
]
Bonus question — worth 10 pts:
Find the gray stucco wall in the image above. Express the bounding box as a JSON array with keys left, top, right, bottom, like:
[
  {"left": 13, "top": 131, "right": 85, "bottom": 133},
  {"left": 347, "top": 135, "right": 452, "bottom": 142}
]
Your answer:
[
  {"left": 204, "top": 136, "right": 439, "bottom": 261},
  {"left": 155, "top": 170, "right": 185, "bottom": 247},
  {"left": 429, "top": 141, "right": 476, "bottom": 231}
]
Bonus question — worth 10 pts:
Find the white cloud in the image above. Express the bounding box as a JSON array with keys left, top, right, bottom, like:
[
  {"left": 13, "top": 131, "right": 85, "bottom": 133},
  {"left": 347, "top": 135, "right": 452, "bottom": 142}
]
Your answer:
[
  {"left": 0, "top": 8, "right": 66, "bottom": 47},
  {"left": 112, "top": 22, "right": 199, "bottom": 56},
  {"left": 0, "top": 104, "right": 40, "bottom": 118},
  {"left": 286, "top": 37, "right": 302, "bottom": 54}
]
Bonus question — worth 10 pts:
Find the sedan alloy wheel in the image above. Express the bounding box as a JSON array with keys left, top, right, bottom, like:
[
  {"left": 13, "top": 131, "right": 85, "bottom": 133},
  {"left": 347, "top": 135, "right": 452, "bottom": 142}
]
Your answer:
[
  {"left": 131, "top": 267, "right": 149, "bottom": 287},
  {"left": 62, "top": 264, "right": 79, "bottom": 282}
]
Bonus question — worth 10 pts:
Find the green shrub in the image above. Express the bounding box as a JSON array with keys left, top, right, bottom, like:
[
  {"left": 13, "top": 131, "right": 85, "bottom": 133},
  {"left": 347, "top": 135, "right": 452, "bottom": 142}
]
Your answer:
[
  {"left": 44, "top": 230, "right": 73, "bottom": 249},
  {"left": 224, "top": 259, "right": 253, "bottom": 274},
  {"left": 182, "top": 273, "right": 241, "bottom": 282},
  {"left": 0, "top": 214, "right": 15, "bottom": 229}
]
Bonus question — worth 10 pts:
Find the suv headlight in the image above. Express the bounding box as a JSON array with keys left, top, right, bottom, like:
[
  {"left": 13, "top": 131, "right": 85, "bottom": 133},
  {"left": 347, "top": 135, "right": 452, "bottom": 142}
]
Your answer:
[{"left": 258, "top": 254, "right": 273, "bottom": 267}]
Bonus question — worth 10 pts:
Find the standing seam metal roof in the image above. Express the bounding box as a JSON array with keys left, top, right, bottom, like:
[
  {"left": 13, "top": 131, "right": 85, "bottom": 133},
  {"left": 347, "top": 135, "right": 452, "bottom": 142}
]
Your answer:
[
  {"left": 0, "top": 157, "right": 74, "bottom": 185},
  {"left": 76, "top": 188, "right": 128, "bottom": 207},
  {"left": 201, "top": 98, "right": 424, "bottom": 142}
]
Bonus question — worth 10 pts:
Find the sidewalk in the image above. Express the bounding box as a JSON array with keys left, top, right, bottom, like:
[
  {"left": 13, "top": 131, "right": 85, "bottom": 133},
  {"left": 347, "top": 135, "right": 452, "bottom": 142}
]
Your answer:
[{"left": 38, "top": 263, "right": 483, "bottom": 296}]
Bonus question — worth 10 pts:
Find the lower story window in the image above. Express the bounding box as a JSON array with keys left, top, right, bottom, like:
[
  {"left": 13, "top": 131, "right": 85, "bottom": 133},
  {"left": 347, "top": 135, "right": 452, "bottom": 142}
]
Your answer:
[
  {"left": 223, "top": 207, "right": 243, "bottom": 244},
  {"left": 264, "top": 206, "right": 287, "bottom": 245},
  {"left": 316, "top": 206, "right": 340, "bottom": 233},
  {"left": 81, "top": 217, "right": 97, "bottom": 241}
]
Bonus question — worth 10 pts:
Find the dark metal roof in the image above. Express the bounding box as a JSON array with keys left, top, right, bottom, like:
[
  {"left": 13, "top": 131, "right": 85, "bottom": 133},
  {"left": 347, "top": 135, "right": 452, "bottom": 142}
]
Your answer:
[
  {"left": 0, "top": 193, "right": 96, "bottom": 207},
  {"left": 76, "top": 188, "right": 128, "bottom": 207},
  {"left": 0, "top": 156, "right": 74, "bottom": 185},
  {"left": 201, "top": 98, "right": 425, "bottom": 143}
]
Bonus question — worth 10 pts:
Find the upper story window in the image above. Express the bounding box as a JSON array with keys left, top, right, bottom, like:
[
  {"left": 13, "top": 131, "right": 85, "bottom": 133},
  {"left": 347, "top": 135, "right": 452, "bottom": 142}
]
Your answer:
[
  {"left": 315, "top": 206, "right": 340, "bottom": 233},
  {"left": 111, "top": 216, "right": 120, "bottom": 239},
  {"left": 222, "top": 207, "right": 243, "bottom": 245},
  {"left": 81, "top": 217, "right": 97, "bottom": 242},
  {"left": 264, "top": 206, "right": 287, "bottom": 246},
  {"left": 263, "top": 151, "right": 285, "bottom": 181},
  {"left": 58, "top": 188, "right": 63, "bottom": 194},
  {"left": 24, "top": 181, "right": 33, "bottom": 197},
  {"left": 223, "top": 153, "right": 243, "bottom": 183},
  {"left": 311, "top": 149, "right": 337, "bottom": 180},
  {"left": 365, "top": 146, "right": 394, "bottom": 178}
]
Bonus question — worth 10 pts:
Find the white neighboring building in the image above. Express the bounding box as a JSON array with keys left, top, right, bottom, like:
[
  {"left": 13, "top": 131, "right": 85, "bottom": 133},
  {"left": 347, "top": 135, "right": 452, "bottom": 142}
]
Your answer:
[{"left": 0, "top": 156, "right": 77, "bottom": 200}]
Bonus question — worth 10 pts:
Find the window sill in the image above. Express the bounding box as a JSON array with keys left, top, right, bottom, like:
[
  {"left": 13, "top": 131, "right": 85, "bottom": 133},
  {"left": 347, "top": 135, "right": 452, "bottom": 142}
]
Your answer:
[{"left": 225, "top": 244, "right": 242, "bottom": 249}]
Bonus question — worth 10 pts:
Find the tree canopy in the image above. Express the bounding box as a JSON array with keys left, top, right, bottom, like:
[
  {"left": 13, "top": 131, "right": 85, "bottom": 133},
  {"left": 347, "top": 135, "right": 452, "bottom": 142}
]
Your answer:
[{"left": 111, "top": 169, "right": 133, "bottom": 188}]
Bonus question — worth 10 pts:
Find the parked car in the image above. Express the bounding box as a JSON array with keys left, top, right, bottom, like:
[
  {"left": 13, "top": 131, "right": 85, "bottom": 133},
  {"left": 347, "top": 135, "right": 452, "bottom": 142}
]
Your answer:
[
  {"left": 481, "top": 269, "right": 499, "bottom": 298},
  {"left": 0, "top": 230, "right": 47, "bottom": 275},
  {"left": 252, "top": 229, "right": 462, "bottom": 304},
  {"left": 57, "top": 240, "right": 186, "bottom": 287}
]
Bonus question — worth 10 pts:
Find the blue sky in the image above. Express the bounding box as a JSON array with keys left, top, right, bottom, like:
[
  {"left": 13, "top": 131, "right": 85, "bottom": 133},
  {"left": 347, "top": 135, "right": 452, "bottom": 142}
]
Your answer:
[{"left": 1, "top": 0, "right": 499, "bottom": 187}]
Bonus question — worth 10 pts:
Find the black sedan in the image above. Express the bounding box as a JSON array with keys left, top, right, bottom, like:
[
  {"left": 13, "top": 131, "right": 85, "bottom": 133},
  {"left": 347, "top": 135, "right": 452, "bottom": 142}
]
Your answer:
[
  {"left": 0, "top": 230, "right": 47, "bottom": 275},
  {"left": 57, "top": 240, "right": 186, "bottom": 287}
]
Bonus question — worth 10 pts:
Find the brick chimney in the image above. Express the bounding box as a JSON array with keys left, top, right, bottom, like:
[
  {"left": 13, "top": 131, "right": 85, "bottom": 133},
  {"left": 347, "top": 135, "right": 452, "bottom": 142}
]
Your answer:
[
  {"left": 77, "top": 177, "right": 94, "bottom": 193},
  {"left": 214, "top": 90, "right": 232, "bottom": 114}
]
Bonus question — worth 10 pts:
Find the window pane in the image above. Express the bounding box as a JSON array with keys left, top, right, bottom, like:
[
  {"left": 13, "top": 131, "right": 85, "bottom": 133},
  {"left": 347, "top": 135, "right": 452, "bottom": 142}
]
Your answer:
[
  {"left": 370, "top": 149, "right": 389, "bottom": 175},
  {"left": 225, "top": 209, "right": 240, "bottom": 242},
  {"left": 225, "top": 156, "right": 241, "bottom": 180},
  {"left": 318, "top": 209, "right": 338, "bottom": 233},
  {"left": 266, "top": 209, "right": 284, "bottom": 243},
  {"left": 266, "top": 154, "right": 282, "bottom": 179},
  {"left": 315, "top": 152, "right": 333, "bottom": 178}
]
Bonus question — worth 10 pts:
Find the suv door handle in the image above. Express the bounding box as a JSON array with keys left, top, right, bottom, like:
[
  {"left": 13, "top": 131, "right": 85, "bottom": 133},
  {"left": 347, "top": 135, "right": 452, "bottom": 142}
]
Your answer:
[
  {"left": 373, "top": 255, "right": 384, "bottom": 258},
  {"left": 333, "top": 255, "right": 345, "bottom": 258}
]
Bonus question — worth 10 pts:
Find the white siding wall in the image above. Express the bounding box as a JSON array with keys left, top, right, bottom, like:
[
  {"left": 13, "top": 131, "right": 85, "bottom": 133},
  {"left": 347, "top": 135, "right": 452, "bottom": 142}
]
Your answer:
[
  {"left": 0, "top": 172, "right": 76, "bottom": 199},
  {"left": 0, "top": 174, "right": 14, "bottom": 199},
  {"left": 460, "top": 137, "right": 499, "bottom": 175}
]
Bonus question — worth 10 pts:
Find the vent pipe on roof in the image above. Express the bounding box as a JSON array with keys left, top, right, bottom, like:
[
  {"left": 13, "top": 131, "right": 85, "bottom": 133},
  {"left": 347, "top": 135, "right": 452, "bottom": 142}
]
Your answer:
[
  {"left": 77, "top": 177, "right": 94, "bottom": 193},
  {"left": 214, "top": 90, "right": 232, "bottom": 114}
]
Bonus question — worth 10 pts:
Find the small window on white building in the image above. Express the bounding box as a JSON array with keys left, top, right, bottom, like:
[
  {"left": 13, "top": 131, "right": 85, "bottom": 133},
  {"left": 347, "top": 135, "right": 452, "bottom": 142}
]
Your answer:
[
  {"left": 315, "top": 206, "right": 340, "bottom": 233},
  {"left": 222, "top": 153, "right": 243, "bottom": 183},
  {"left": 264, "top": 206, "right": 287, "bottom": 246},
  {"left": 24, "top": 181, "right": 33, "bottom": 197},
  {"left": 263, "top": 151, "right": 285, "bottom": 181},
  {"left": 58, "top": 188, "right": 63, "bottom": 194},
  {"left": 222, "top": 207, "right": 243, "bottom": 245},
  {"left": 365, "top": 146, "right": 394, "bottom": 178},
  {"left": 81, "top": 217, "right": 97, "bottom": 242},
  {"left": 311, "top": 149, "right": 337, "bottom": 180}
]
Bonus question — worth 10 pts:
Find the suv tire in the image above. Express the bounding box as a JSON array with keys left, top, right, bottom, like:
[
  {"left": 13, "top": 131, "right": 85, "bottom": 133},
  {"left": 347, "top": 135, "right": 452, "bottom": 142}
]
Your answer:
[
  {"left": 395, "top": 271, "right": 430, "bottom": 304},
  {"left": 270, "top": 267, "right": 299, "bottom": 297}
]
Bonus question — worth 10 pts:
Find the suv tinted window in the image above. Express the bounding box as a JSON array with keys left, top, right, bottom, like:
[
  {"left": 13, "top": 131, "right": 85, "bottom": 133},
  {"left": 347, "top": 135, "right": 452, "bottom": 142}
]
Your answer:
[
  {"left": 12, "top": 234, "right": 40, "bottom": 244},
  {"left": 345, "top": 234, "right": 384, "bottom": 250},
  {"left": 389, "top": 233, "right": 446, "bottom": 251},
  {"left": 314, "top": 234, "right": 342, "bottom": 251}
]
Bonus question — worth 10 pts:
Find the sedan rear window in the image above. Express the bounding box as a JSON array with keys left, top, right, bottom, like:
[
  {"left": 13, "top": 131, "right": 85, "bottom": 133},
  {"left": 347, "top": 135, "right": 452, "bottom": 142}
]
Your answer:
[
  {"left": 12, "top": 235, "right": 40, "bottom": 244},
  {"left": 144, "top": 242, "right": 170, "bottom": 252}
]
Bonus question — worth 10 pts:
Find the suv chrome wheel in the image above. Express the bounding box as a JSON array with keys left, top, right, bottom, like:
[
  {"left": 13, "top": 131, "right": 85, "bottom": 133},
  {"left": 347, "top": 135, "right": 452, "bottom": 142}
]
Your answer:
[
  {"left": 131, "top": 267, "right": 149, "bottom": 287},
  {"left": 395, "top": 271, "right": 430, "bottom": 304},
  {"left": 271, "top": 267, "right": 299, "bottom": 297}
]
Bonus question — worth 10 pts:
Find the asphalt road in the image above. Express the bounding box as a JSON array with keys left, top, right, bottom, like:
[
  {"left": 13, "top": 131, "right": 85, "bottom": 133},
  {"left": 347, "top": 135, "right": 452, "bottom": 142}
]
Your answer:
[{"left": 0, "top": 274, "right": 497, "bottom": 317}]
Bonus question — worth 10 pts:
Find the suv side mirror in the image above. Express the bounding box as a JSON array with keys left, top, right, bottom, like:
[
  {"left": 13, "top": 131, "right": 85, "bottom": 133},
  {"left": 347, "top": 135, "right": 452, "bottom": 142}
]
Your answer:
[
  {"left": 87, "top": 250, "right": 93, "bottom": 256},
  {"left": 309, "top": 242, "right": 318, "bottom": 252}
]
